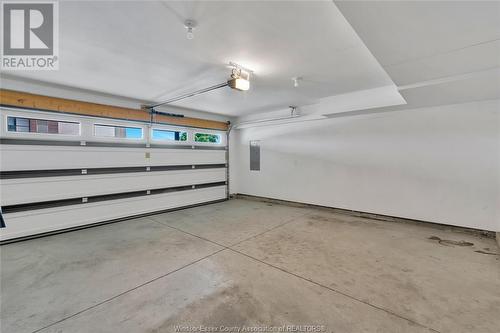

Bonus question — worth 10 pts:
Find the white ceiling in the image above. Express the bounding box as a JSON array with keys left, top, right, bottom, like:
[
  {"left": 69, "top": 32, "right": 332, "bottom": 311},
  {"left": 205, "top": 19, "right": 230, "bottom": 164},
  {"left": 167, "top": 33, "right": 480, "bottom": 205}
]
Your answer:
[
  {"left": 2, "top": 0, "right": 397, "bottom": 117},
  {"left": 2, "top": 1, "right": 498, "bottom": 121},
  {"left": 335, "top": 0, "right": 500, "bottom": 112}
]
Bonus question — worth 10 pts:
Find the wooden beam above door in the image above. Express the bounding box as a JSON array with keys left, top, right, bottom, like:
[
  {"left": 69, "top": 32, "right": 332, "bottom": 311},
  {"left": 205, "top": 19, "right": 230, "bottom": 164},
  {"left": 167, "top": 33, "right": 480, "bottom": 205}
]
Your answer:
[{"left": 0, "top": 89, "right": 229, "bottom": 131}]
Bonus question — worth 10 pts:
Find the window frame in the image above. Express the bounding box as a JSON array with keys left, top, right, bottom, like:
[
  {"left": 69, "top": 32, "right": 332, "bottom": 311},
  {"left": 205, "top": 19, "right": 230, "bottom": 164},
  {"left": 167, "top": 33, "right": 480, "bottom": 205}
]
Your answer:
[
  {"left": 2, "top": 109, "right": 226, "bottom": 146},
  {"left": 5, "top": 115, "right": 81, "bottom": 137},
  {"left": 150, "top": 127, "right": 188, "bottom": 143},
  {"left": 93, "top": 123, "right": 144, "bottom": 140}
]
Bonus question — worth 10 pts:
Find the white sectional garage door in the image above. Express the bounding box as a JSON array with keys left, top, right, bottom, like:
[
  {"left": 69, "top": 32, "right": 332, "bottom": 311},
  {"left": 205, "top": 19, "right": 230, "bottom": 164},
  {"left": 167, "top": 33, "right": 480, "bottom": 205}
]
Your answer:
[{"left": 0, "top": 107, "right": 228, "bottom": 242}]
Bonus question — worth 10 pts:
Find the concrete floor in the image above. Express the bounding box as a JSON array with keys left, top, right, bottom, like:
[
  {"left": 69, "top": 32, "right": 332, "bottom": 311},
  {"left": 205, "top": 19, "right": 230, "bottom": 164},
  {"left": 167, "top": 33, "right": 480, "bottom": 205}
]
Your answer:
[{"left": 1, "top": 198, "right": 499, "bottom": 333}]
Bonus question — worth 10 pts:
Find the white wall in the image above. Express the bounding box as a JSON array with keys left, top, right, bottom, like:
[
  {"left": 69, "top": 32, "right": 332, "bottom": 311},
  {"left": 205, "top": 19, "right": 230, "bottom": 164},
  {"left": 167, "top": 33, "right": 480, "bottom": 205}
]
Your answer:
[{"left": 231, "top": 99, "right": 500, "bottom": 231}]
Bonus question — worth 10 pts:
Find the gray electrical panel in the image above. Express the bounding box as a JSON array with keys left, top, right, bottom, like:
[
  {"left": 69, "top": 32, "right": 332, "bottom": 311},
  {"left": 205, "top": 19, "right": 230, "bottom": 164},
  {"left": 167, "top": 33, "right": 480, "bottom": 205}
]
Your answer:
[{"left": 250, "top": 140, "right": 260, "bottom": 171}]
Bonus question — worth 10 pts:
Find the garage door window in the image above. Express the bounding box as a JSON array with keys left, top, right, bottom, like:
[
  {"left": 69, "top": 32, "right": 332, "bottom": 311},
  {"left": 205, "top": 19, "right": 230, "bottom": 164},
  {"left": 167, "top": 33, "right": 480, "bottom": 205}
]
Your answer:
[
  {"left": 94, "top": 124, "right": 142, "bottom": 139},
  {"left": 194, "top": 133, "right": 221, "bottom": 144},
  {"left": 7, "top": 116, "right": 80, "bottom": 135},
  {"left": 152, "top": 129, "right": 187, "bottom": 142}
]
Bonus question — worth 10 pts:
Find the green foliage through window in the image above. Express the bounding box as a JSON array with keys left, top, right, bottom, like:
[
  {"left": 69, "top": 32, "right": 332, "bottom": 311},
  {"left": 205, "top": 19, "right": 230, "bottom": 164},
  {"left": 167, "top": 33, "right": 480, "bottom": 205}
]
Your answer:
[{"left": 194, "top": 133, "right": 221, "bottom": 143}]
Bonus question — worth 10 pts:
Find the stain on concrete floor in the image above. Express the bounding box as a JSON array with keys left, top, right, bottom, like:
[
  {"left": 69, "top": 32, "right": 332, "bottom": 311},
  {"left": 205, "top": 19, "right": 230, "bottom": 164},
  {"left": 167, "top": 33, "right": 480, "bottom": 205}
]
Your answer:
[
  {"left": 474, "top": 250, "right": 499, "bottom": 256},
  {"left": 428, "top": 236, "right": 474, "bottom": 247}
]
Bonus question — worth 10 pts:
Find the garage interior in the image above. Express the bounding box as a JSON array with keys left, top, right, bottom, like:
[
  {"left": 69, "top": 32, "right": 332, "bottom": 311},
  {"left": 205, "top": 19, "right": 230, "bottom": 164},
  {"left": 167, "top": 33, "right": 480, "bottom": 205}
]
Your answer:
[{"left": 0, "top": 1, "right": 499, "bottom": 333}]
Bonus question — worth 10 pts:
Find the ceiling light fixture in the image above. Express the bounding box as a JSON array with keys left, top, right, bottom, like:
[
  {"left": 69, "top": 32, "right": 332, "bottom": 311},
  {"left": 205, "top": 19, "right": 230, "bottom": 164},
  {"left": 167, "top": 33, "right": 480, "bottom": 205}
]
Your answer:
[
  {"left": 184, "top": 19, "right": 197, "bottom": 40},
  {"left": 292, "top": 77, "right": 301, "bottom": 88},
  {"left": 228, "top": 77, "right": 250, "bottom": 91},
  {"left": 228, "top": 65, "right": 251, "bottom": 91}
]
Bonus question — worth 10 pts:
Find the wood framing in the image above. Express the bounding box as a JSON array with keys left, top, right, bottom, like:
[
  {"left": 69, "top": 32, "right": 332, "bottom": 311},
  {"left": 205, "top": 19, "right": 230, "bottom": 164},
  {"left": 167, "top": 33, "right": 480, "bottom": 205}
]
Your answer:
[{"left": 0, "top": 89, "right": 229, "bottom": 131}]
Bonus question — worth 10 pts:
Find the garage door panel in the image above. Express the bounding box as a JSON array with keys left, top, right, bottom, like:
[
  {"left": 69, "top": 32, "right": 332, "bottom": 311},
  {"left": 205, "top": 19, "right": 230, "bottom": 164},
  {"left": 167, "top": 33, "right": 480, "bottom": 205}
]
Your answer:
[
  {"left": 0, "top": 186, "right": 227, "bottom": 241},
  {"left": 0, "top": 108, "right": 228, "bottom": 242},
  {"left": 1, "top": 169, "right": 227, "bottom": 206},
  {"left": 149, "top": 149, "right": 226, "bottom": 166},
  {"left": 0, "top": 145, "right": 226, "bottom": 171}
]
